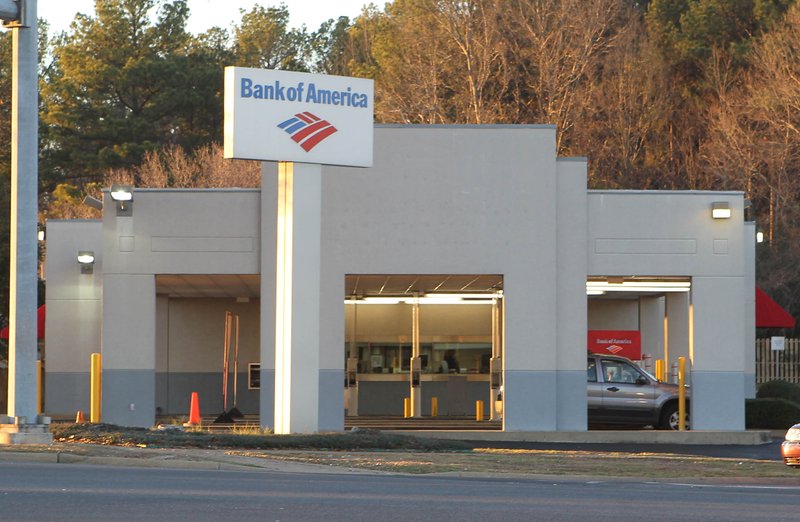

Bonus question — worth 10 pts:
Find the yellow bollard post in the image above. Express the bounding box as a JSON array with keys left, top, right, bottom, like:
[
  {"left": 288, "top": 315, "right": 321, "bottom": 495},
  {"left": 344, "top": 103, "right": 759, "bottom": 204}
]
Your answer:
[
  {"left": 37, "top": 359, "right": 43, "bottom": 414},
  {"left": 476, "top": 400, "right": 484, "bottom": 422},
  {"left": 655, "top": 359, "right": 664, "bottom": 382},
  {"left": 431, "top": 397, "right": 438, "bottom": 417},
  {"left": 91, "top": 353, "right": 102, "bottom": 423},
  {"left": 678, "top": 356, "right": 686, "bottom": 431},
  {"left": 403, "top": 397, "right": 410, "bottom": 418}
]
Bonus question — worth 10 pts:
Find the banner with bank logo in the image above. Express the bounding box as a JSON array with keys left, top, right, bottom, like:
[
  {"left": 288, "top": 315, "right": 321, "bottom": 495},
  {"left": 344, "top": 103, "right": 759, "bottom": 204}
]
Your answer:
[
  {"left": 588, "top": 330, "right": 642, "bottom": 360},
  {"left": 224, "top": 67, "right": 374, "bottom": 167}
]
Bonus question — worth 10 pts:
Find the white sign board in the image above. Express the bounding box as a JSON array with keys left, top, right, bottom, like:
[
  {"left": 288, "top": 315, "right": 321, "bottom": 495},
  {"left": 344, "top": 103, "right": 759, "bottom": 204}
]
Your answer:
[
  {"left": 224, "top": 67, "right": 374, "bottom": 167},
  {"left": 771, "top": 336, "right": 785, "bottom": 351}
]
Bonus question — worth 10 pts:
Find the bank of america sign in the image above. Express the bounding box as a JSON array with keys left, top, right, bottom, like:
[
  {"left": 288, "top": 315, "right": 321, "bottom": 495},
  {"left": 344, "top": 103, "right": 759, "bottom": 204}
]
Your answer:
[{"left": 224, "top": 67, "right": 374, "bottom": 167}]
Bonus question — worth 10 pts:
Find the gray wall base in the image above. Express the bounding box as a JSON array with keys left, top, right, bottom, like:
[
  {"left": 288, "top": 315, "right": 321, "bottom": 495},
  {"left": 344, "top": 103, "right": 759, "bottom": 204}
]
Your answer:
[
  {"left": 691, "top": 371, "right": 745, "bottom": 430},
  {"left": 744, "top": 372, "right": 756, "bottom": 399},
  {"left": 103, "top": 370, "right": 156, "bottom": 428},
  {"left": 504, "top": 371, "right": 557, "bottom": 431},
  {"left": 319, "top": 370, "right": 344, "bottom": 431},
  {"left": 259, "top": 369, "right": 275, "bottom": 431},
  {"left": 557, "top": 370, "right": 587, "bottom": 431},
  {"left": 45, "top": 372, "right": 90, "bottom": 417}
]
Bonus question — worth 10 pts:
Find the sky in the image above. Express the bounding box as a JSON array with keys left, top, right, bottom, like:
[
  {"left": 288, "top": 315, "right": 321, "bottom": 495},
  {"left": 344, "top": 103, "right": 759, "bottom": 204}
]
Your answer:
[{"left": 36, "top": 0, "right": 374, "bottom": 35}]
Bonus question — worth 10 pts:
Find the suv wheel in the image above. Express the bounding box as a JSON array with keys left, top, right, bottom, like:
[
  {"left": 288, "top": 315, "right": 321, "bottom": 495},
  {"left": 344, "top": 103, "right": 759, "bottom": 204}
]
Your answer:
[{"left": 659, "top": 403, "right": 688, "bottom": 430}]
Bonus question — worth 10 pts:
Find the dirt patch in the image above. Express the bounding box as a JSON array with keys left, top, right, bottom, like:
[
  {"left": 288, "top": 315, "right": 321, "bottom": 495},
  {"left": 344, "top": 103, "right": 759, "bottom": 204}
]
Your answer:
[
  {"left": 5, "top": 423, "right": 792, "bottom": 481},
  {"left": 229, "top": 447, "right": 798, "bottom": 479}
]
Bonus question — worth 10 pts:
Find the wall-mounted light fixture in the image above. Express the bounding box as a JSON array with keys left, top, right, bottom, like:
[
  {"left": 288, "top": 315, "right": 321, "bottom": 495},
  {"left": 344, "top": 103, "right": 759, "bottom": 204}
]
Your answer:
[
  {"left": 711, "top": 201, "right": 731, "bottom": 219},
  {"left": 756, "top": 230, "right": 764, "bottom": 243},
  {"left": 37, "top": 223, "right": 45, "bottom": 242},
  {"left": 77, "top": 251, "right": 95, "bottom": 274},
  {"left": 110, "top": 184, "right": 133, "bottom": 216}
]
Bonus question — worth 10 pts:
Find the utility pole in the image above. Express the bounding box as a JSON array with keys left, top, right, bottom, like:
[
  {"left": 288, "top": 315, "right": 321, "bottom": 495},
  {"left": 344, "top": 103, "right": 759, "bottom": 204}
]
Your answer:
[{"left": 0, "top": 0, "right": 51, "bottom": 444}]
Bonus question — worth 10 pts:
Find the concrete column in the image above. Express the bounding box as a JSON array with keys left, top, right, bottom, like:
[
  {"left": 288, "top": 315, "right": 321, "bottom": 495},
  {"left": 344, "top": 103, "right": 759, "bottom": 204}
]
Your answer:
[
  {"left": 154, "top": 295, "right": 169, "bottom": 414},
  {"left": 102, "top": 274, "right": 156, "bottom": 427},
  {"left": 344, "top": 303, "right": 358, "bottom": 416},
  {"left": 743, "top": 222, "right": 756, "bottom": 398},
  {"left": 502, "top": 265, "right": 557, "bottom": 431},
  {"left": 666, "top": 292, "right": 690, "bottom": 384},
  {"left": 639, "top": 297, "right": 665, "bottom": 367},
  {"left": 503, "top": 155, "right": 581, "bottom": 432},
  {"left": 259, "top": 162, "right": 278, "bottom": 430},
  {"left": 318, "top": 235, "right": 344, "bottom": 431},
  {"left": 690, "top": 276, "right": 746, "bottom": 430},
  {"left": 273, "top": 162, "right": 321, "bottom": 434},
  {"left": 555, "top": 158, "right": 587, "bottom": 431}
]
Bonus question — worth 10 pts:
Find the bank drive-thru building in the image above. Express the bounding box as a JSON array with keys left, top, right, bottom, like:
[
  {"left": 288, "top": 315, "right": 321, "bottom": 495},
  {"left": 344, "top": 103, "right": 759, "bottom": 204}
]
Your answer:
[
  {"left": 43, "top": 124, "right": 755, "bottom": 433},
  {"left": 43, "top": 71, "right": 754, "bottom": 434}
]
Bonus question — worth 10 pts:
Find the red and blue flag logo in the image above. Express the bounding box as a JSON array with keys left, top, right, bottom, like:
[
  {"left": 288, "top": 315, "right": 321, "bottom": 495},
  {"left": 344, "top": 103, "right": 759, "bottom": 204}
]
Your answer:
[{"left": 277, "top": 112, "right": 338, "bottom": 152}]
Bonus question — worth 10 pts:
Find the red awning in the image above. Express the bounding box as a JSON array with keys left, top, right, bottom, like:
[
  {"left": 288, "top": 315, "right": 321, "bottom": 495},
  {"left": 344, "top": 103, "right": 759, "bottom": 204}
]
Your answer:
[
  {"left": 756, "top": 287, "right": 795, "bottom": 329},
  {"left": 0, "top": 304, "right": 45, "bottom": 340}
]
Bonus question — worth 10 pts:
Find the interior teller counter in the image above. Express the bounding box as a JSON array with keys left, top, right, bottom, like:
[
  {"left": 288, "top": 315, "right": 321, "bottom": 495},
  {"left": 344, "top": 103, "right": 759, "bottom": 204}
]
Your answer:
[{"left": 355, "top": 373, "right": 492, "bottom": 416}]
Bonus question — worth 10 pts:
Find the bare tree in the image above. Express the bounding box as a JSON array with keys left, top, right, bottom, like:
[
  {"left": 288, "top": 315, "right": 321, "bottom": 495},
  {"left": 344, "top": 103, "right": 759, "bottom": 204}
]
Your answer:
[
  {"left": 500, "top": 0, "right": 632, "bottom": 150},
  {"left": 701, "top": 3, "right": 800, "bottom": 312},
  {"left": 104, "top": 144, "right": 261, "bottom": 189},
  {"left": 424, "top": 0, "right": 507, "bottom": 123}
]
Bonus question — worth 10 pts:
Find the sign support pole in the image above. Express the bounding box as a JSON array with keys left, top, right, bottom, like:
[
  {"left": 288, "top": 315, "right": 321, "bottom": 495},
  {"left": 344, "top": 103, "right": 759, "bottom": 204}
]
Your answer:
[
  {"left": 274, "top": 162, "right": 321, "bottom": 434},
  {"left": 225, "top": 66, "right": 373, "bottom": 434}
]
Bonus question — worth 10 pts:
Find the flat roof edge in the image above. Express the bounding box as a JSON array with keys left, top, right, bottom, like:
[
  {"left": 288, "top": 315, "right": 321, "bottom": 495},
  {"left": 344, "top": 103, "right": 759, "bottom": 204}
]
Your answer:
[
  {"left": 45, "top": 219, "right": 102, "bottom": 223},
  {"left": 101, "top": 187, "right": 260, "bottom": 194},
  {"left": 588, "top": 189, "right": 746, "bottom": 196},
  {"left": 375, "top": 123, "right": 557, "bottom": 130}
]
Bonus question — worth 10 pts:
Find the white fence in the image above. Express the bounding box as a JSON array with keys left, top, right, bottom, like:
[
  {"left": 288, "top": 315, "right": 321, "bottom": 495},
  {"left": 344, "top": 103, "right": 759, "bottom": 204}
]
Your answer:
[{"left": 756, "top": 338, "right": 800, "bottom": 384}]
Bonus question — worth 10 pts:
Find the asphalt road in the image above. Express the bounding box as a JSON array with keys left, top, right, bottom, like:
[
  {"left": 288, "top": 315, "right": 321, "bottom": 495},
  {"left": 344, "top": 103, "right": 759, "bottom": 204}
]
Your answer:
[{"left": 0, "top": 461, "right": 798, "bottom": 521}]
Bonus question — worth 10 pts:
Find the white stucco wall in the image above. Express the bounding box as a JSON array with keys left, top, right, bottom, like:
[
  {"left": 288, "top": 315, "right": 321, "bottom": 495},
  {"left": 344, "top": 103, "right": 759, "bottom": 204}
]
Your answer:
[{"left": 44, "top": 220, "right": 103, "bottom": 415}]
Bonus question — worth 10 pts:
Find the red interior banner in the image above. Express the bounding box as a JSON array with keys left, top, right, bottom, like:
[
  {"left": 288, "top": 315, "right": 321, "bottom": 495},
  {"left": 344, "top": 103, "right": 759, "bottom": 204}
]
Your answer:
[{"left": 588, "top": 330, "right": 641, "bottom": 360}]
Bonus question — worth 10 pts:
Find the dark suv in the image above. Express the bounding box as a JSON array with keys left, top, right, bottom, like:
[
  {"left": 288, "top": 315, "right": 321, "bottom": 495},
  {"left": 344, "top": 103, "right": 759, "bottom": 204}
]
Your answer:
[{"left": 588, "top": 353, "right": 689, "bottom": 430}]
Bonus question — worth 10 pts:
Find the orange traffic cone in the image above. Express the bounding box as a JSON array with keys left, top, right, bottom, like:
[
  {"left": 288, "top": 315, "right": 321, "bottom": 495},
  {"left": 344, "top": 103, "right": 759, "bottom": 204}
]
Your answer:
[
  {"left": 75, "top": 410, "right": 86, "bottom": 423},
  {"left": 183, "top": 392, "right": 201, "bottom": 427}
]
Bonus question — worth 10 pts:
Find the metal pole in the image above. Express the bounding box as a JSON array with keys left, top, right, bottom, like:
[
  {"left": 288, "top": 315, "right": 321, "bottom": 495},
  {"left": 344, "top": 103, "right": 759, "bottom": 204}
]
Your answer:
[
  {"left": 410, "top": 293, "right": 421, "bottom": 418},
  {"left": 7, "top": 0, "right": 39, "bottom": 426},
  {"left": 678, "top": 356, "right": 686, "bottom": 431},
  {"left": 232, "top": 314, "right": 239, "bottom": 408},
  {"left": 222, "top": 311, "right": 232, "bottom": 412}
]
